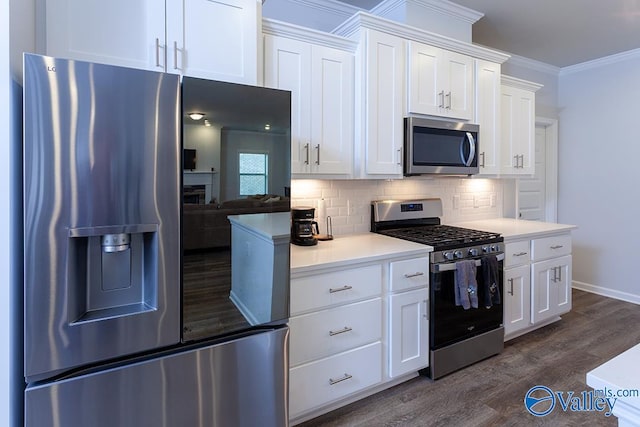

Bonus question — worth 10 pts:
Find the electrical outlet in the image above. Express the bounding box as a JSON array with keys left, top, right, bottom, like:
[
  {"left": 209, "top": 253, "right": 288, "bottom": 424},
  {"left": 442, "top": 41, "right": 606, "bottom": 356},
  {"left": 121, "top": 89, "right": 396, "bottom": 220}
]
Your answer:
[
  {"left": 453, "top": 195, "right": 460, "bottom": 209},
  {"left": 490, "top": 194, "right": 496, "bottom": 207}
]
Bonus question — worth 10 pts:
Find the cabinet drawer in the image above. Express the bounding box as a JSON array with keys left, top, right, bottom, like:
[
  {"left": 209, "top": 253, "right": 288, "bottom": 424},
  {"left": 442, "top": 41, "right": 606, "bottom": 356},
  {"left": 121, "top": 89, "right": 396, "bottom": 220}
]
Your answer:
[
  {"left": 389, "top": 257, "right": 429, "bottom": 292},
  {"left": 289, "top": 342, "right": 383, "bottom": 418},
  {"left": 531, "top": 234, "right": 571, "bottom": 261},
  {"left": 504, "top": 240, "right": 530, "bottom": 267},
  {"left": 291, "top": 264, "right": 382, "bottom": 314},
  {"left": 290, "top": 298, "right": 382, "bottom": 366}
]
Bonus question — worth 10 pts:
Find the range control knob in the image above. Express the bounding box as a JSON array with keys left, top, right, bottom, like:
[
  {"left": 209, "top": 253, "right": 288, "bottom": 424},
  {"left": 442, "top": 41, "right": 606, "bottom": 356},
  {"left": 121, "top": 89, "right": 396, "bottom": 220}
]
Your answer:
[
  {"left": 490, "top": 245, "right": 497, "bottom": 252},
  {"left": 444, "top": 252, "right": 454, "bottom": 261},
  {"left": 468, "top": 248, "right": 479, "bottom": 257},
  {"left": 454, "top": 250, "right": 463, "bottom": 259},
  {"left": 482, "top": 246, "right": 489, "bottom": 253}
]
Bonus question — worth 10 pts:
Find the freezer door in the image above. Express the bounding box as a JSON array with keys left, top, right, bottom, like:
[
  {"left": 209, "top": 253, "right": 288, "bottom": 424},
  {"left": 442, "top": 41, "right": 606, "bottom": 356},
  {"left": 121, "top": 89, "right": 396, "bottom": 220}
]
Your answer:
[
  {"left": 23, "top": 54, "right": 181, "bottom": 381},
  {"left": 25, "top": 327, "right": 289, "bottom": 427}
]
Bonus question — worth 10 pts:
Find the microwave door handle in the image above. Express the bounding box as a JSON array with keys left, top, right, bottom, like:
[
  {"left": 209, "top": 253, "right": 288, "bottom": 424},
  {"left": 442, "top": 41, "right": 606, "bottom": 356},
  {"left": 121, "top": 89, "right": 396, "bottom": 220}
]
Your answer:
[{"left": 461, "top": 132, "right": 476, "bottom": 167}]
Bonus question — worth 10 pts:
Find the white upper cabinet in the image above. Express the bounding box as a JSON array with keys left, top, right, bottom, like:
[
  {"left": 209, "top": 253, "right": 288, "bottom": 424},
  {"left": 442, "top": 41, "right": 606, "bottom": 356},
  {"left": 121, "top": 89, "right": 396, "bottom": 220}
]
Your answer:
[
  {"left": 263, "top": 24, "right": 355, "bottom": 176},
  {"left": 45, "top": 0, "right": 259, "bottom": 84},
  {"left": 475, "top": 60, "right": 501, "bottom": 175},
  {"left": 166, "top": 0, "right": 259, "bottom": 83},
  {"left": 45, "top": 0, "right": 165, "bottom": 71},
  {"left": 407, "top": 41, "right": 474, "bottom": 121},
  {"left": 500, "top": 76, "right": 542, "bottom": 175},
  {"left": 360, "top": 29, "right": 405, "bottom": 177}
]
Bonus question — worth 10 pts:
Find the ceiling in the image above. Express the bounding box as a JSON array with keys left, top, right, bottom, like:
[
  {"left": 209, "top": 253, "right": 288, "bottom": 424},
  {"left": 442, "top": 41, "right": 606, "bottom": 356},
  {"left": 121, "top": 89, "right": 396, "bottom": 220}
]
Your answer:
[{"left": 338, "top": 0, "right": 640, "bottom": 68}]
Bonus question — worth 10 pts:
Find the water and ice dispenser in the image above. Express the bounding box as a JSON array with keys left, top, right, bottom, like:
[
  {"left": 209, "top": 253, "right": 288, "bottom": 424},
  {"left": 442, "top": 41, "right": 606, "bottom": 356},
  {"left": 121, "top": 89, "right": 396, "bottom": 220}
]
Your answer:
[{"left": 67, "top": 226, "right": 160, "bottom": 324}]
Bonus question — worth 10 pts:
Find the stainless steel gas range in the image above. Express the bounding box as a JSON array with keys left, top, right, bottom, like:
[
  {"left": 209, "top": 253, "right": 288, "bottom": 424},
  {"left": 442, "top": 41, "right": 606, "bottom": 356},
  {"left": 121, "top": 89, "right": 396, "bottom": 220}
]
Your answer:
[{"left": 372, "top": 199, "right": 505, "bottom": 379}]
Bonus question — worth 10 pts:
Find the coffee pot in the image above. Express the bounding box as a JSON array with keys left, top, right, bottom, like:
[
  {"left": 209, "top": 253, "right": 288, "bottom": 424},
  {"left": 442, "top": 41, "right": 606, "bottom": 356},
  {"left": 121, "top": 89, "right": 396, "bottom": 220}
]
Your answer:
[{"left": 291, "top": 207, "right": 318, "bottom": 246}]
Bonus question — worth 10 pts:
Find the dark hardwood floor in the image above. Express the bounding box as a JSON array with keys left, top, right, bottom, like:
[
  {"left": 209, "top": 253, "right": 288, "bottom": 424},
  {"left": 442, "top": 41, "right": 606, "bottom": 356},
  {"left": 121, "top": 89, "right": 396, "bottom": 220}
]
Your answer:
[
  {"left": 300, "top": 289, "right": 640, "bottom": 427},
  {"left": 182, "top": 249, "right": 250, "bottom": 342}
]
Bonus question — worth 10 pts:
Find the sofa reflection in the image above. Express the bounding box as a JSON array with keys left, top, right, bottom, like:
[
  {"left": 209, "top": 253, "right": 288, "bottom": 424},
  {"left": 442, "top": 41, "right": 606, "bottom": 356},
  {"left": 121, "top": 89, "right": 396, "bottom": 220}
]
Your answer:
[{"left": 182, "top": 194, "right": 289, "bottom": 251}]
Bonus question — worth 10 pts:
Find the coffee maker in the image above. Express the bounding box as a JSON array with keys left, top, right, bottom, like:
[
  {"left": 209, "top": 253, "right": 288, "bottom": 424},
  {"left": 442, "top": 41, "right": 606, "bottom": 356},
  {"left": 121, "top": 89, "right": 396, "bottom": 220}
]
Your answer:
[{"left": 291, "top": 207, "right": 318, "bottom": 246}]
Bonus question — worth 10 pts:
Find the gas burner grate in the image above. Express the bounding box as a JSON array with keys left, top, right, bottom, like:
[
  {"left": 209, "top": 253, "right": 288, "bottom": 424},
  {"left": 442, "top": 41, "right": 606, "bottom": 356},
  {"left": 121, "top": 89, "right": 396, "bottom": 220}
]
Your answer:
[{"left": 379, "top": 225, "right": 500, "bottom": 248}]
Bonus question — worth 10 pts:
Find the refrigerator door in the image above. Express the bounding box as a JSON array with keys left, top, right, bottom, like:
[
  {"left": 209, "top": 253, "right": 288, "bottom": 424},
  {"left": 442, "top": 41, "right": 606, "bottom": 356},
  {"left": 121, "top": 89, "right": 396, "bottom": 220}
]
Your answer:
[
  {"left": 23, "top": 54, "right": 181, "bottom": 382},
  {"left": 25, "top": 327, "right": 289, "bottom": 427}
]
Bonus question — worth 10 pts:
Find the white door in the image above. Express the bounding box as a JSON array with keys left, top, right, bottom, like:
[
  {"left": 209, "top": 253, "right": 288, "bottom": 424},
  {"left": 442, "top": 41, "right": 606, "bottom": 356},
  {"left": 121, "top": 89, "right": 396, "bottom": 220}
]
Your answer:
[{"left": 518, "top": 126, "right": 547, "bottom": 220}]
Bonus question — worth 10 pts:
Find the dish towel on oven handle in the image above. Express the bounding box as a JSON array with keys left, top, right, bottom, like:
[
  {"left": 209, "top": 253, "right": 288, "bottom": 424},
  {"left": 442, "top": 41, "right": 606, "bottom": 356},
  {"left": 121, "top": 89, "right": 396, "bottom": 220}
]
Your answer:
[
  {"left": 455, "top": 260, "right": 478, "bottom": 310},
  {"left": 481, "top": 254, "right": 501, "bottom": 308}
]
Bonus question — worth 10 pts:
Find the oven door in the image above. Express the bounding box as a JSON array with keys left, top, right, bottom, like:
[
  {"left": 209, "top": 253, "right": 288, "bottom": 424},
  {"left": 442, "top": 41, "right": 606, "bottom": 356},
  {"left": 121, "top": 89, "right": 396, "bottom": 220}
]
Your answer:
[{"left": 429, "top": 254, "right": 504, "bottom": 349}]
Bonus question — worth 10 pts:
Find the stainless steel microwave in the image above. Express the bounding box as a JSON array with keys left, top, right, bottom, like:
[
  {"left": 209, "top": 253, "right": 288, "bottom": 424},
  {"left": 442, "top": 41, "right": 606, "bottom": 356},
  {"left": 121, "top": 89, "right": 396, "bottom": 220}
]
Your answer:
[{"left": 404, "top": 117, "right": 479, "bottom": 176}]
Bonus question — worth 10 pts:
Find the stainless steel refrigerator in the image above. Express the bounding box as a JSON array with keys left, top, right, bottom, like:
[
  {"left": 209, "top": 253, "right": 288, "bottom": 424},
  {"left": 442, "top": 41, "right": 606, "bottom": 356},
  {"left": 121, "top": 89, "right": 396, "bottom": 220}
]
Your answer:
[{"left": 23, "top": 54, "right": 291, "bottom": 426}]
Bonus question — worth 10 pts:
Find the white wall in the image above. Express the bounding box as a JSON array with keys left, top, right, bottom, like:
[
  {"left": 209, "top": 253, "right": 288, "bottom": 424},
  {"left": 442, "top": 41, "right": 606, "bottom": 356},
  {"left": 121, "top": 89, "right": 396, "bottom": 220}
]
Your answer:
[
  {"left": 291, "top": 177, "right": 503, "bottom": 235},
  {"left": 558, "top": 52, "right": 640, "bottom": 302},
  {"left": 183, "top": 123, "right": 221, "bottom": 172}
]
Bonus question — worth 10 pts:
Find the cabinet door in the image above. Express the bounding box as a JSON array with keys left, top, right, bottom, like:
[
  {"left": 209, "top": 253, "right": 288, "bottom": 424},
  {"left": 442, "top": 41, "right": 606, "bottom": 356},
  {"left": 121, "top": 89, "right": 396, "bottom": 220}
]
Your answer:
[
  {"left": 407, "top": 42, "right": 441, "bottom": 117},
  {"left": 504, "top": 265, "right": 530, "bottom": 337},
  {"left": 444, "top": 51, "right": 474, "bottom": 121},
  {"left": 167, "top": 0, "right": 258, "bottom": 84},
  {"left": 475, "top": 60, "right": 501, "bottom": 175},
  {"left": 553, "top": 255, "right": 572, "bottom": 316},
  {"left": 388, "top": 288, "right": 429, "bottom": 377},
  {"left": 45, "top": 0, "right": 165, "bottom": 71},
  {"left": 364, "top": 30, "right": 404, "bottom": 176},
  {"left": 310, "top": 45, "right": 354, "bottom": 175},
  {"left": 501, "top": 84, "right": 535, "bottom": 174},
  {"left": 264, "top": 35, "right": 312, "bottom": 174},
  {"left": 531, "top": 255, "right": 572, "bottom": 323}
]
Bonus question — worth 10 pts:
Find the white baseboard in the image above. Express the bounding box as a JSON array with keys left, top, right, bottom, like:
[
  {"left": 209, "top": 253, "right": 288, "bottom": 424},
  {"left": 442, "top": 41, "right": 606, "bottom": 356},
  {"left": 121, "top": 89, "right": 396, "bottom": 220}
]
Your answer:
[{"left": 572, "top": 281, "right": 640, "bottom": 305}]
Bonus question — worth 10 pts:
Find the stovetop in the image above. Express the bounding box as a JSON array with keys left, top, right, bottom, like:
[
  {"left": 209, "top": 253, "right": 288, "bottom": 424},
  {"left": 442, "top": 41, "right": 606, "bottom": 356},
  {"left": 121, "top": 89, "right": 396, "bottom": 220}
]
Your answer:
[
  {"left": 371, "top": 199, "right": 504, "bottom": 259},
  {"left": 377, "top": 224, "right": 501, "bottom": 251}
]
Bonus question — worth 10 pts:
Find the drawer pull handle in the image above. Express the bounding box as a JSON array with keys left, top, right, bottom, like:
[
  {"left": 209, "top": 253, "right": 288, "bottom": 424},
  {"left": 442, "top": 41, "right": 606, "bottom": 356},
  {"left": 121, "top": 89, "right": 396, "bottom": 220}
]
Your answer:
[
  {"left": 550, "top": 245, "right": 564, "bottom": 250},
  {"left": 404, "top": 272, "right": 425, "bottom": 278},
  {"left": 329, "top": 326, "right": 352, "bottom": 336},
  {"left": 329, "top": 373, "right": 353, "bottom": 386},
  {"left": 329, "top": 285, "right": 353, "bottom": 294},
  {"left": 513, "top": 252, "right": 528, "bottom": 257}
]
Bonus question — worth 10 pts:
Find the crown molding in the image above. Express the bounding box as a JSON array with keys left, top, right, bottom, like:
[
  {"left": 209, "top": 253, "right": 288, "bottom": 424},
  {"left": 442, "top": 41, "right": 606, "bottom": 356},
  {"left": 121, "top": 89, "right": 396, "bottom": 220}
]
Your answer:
[
  {"left": 371, "top": 0, "right": 483, "bottom": 25},
  {"left": 285, "top": 0, "right": 363, "bottom": 19},
  {"left": 560, "top": 48, "right": 640, "bottom": 76},
  {"left": 333, "top": 12, "right": 509, "bottom": 64},
  {"left": 506, "top": 53, "right": 561, "bottom": 76},
  {"left": 263, "top": 18, "right": 358, "bottom": 51},
  {"left": 501, "top": 75, "right": 543, "bottom": 92}
]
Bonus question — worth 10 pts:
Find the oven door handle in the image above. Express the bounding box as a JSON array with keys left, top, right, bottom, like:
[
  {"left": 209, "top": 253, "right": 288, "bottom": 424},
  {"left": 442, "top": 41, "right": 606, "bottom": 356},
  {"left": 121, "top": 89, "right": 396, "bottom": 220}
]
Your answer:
[{"left": 431, "top": 253, "right": 504, "bottom": 273}]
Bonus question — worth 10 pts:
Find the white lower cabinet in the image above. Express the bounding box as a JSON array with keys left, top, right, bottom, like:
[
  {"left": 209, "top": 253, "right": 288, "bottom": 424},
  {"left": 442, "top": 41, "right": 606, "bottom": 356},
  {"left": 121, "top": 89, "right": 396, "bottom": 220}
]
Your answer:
[
  {"left": 289, "top": 298, "right": 382, "bottom": 366},
  {"left": 388, "top": 288, "right": 429, "bottom": 377},
  {"left": 289, "top": 254, "right": 429, "bottom": 423},
  {"left": 289, "top": 342, "right": 383, "bottom": 418},
  {"left": 504, "top": 264, "right": 530, "bottom": 336},
  {"left": 503, "top": 232, "right": 573, "bottom": 340},
  {"left": 531, "top": 255, "right": 572, "bottom": 324}
]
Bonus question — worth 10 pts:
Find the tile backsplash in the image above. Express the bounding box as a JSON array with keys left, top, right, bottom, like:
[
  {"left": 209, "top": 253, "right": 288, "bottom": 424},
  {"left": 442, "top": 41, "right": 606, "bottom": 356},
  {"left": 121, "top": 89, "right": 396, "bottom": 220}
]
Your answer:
[{"left": 291, "top": 177, "right": 504, "bottom": 236}]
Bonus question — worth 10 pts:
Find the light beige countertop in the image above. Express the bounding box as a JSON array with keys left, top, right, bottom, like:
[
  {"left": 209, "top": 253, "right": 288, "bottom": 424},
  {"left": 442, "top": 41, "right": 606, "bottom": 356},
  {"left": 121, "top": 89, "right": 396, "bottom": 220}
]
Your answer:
[
  {"left": 227, "top": 212, "right": 290, "bottom": 243},
  {"left": 290, "top": 233, "right": 432, "bottom": 275},
  {"left": 586, "top": 342, "right": 640, "bottom": 421},
  {"left": 452, "top": 218, "right": 577, "bottom": 241}
]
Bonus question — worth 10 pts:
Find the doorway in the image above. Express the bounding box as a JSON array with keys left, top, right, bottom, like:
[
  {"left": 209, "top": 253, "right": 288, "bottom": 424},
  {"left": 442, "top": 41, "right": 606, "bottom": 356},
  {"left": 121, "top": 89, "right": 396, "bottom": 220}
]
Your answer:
[{"left": 517, "top": 117, "right": 558, "bottom": 222}]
